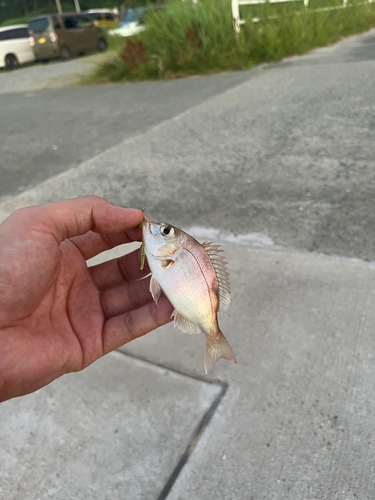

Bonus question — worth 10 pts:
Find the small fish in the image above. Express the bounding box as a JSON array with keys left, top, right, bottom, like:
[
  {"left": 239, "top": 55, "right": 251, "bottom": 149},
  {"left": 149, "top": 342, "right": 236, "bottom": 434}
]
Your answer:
[{"left": 142, "top": 218, "right": 236, "bottom": 374}]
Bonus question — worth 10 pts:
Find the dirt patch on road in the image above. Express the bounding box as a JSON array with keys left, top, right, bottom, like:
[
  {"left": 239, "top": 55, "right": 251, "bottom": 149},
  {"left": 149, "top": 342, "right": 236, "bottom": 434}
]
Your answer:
[{"left": 0, "top": 51, "right": 115, "bottom": 95}]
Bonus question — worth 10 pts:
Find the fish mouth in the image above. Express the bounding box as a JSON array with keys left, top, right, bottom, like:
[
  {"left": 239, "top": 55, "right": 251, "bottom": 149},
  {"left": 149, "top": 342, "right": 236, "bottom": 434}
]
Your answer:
[
  {"left": 143, "top": 219, "right": 161, "bottom": 236},
  {"left": 142, "top": 219, "right": 163, "bottom": 242}
]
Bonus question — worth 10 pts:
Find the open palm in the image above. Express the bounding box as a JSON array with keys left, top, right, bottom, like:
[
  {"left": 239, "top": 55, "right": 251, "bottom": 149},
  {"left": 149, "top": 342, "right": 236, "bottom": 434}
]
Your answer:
[{"left": 0, "top": 196, "right": 172, "bottom": 402}]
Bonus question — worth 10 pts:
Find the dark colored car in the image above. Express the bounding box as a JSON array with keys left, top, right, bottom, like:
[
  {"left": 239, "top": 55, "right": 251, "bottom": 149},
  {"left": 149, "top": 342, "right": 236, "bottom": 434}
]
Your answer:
[{"left": 28, "top": 13, "right": 107, "bottom": 61}]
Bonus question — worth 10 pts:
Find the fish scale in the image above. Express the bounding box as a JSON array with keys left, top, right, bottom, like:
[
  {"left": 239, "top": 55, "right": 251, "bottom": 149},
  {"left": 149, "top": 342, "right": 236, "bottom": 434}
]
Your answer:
[{"left": 161, "top": 244, "right": 217, "bottom": 331}]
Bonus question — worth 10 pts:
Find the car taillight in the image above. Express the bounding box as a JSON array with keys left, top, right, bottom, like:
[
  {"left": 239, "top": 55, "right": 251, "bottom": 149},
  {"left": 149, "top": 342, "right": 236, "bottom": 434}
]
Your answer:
[
  {"left": 50, "top": 32, "right": 58, "bottom": 43},
  {"left": 29, "top": 37, "right": 35, "bottom": 47}
]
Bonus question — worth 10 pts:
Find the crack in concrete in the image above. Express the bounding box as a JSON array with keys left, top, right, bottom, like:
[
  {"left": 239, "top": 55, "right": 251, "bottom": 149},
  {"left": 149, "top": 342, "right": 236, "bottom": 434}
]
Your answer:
[{"left": 116, "top": 350, "right": 227, "bottom": 500}]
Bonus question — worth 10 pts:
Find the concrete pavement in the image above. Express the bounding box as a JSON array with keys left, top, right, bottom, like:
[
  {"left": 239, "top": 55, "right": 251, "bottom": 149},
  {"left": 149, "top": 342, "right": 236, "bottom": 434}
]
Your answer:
[
  {"left": 1, "top": 29, "right": 375, "bottom": 500},
  {"left": 1, "top": 351, "right": 222, "bottom": 500},
  {"left": 2, "top": 241, "right": 375, "bottom": 499},
  {"left": 123, "top": 244, "right": 375, "bottom": 500}
]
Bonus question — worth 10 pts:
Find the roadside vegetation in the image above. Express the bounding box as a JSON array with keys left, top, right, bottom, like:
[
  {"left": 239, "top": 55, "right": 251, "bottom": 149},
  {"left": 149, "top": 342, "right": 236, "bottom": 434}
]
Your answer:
[{"left": 86, "top": 0, "right": 375, "bottom": 83}]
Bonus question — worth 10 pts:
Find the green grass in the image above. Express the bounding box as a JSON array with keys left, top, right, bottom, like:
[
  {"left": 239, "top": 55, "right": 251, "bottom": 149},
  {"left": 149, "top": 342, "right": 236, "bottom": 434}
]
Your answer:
[{"left": 85, "top": 0, "right": 375, "bottom": 83}]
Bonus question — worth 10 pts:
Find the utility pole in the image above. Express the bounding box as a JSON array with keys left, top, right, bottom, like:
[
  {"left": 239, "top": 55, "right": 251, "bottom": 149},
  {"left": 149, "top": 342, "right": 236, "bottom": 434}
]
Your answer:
[
  {"left": 55, "top": 0, "right": 62, "bottom": 14},
  {"left": 74, "top": 0, "right": 81, "bottom": 12}
]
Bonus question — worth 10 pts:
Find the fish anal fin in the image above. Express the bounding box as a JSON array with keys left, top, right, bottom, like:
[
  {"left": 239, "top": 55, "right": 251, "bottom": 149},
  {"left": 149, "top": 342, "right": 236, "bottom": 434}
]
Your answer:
[
  {"left": 172, "top": 310, "right": 202, "bottom": 334},
  {"left": 204, "top": 330, "right": 236, "bottom": 374},
  {"left": 150, "top": 275, "right": 161, "bottom": 303},
  {"left": 202, "top": 242, "right": 232, "bottom": 316}
]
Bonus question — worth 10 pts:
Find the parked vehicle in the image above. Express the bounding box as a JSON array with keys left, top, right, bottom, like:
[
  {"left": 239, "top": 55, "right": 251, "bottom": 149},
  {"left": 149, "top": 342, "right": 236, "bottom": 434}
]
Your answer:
[
  {"left": 28, "top": 13, "right": 107, "bottom": 62},
  {"left": 109, "top": 8, "right": 147, "bottom": 38},
  {"left": 84, "top": 9, "right": 119, "bottom": 28},
  {"left": 0, "top": 24, "right": 35, "bottom": 70}
]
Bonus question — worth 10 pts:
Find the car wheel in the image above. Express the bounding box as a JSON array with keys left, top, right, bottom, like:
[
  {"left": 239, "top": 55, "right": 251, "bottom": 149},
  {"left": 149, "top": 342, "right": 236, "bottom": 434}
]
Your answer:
[
  {"left": 5, "top": 54, "right": 19, "bottom": 70},
  {"left": 60, "top": 46, "right": 71, "bottom": 61},
  {"left": 97, "top": 38, "right": 107, "bottom": 52}
]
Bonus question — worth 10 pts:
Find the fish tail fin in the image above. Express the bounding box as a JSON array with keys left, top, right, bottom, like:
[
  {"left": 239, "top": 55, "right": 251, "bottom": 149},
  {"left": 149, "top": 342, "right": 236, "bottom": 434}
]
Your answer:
[{"left": 204, "top": 330, "right": 236, "bottom": 375}]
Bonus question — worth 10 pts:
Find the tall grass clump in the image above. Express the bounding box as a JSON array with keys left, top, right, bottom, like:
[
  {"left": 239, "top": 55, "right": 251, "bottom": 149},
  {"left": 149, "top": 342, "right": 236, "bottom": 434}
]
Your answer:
[{"left": 91, "top": 0, "right": 375, "bottom": 82}]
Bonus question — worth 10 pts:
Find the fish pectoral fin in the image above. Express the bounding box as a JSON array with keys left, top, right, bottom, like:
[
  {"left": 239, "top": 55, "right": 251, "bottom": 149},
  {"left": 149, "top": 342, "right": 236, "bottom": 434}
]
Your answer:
[
  {"left": 150, "top": 275, "right": 162, "bottom": 303},
  {"left": 172, "top": 310, "right": 202, "bottom": 334},
  {"left": 161, "top": 259, "right": 173, "bottom": 268}
]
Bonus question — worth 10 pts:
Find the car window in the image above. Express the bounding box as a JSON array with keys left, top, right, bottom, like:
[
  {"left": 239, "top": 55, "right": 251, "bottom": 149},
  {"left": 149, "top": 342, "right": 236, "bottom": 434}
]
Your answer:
[
  {"left": 120, "top": 8, "right": 145, "bottom": 25},
  {"left": 75, "top": 16, "right": 92, "bottom": 28},
  {"left": 88, "top": 13, "right": 102, "bottom": 21},
  {"left": 51, "top": 15, "right": 61, "bottom": 30},
  {"left": 0, "top": 30, "right": 11, "bottom": 41},
  {"left": 28, "top": 18, "right": 50, "bottom": 34},
  {"left": 0, "top": 29, "right": 12, "bottom": 40},
  {"left": 18, "top": 27, "right": 29, "bottom": 38},
  {"left": 0, "top": 28, "right": 29, "bottom": 40},
  {"left": 63, "top": 16, "right": 76, "bottom": 29},
  {"left": 105, "top": 13, "right": 114, "bottom": 21}
]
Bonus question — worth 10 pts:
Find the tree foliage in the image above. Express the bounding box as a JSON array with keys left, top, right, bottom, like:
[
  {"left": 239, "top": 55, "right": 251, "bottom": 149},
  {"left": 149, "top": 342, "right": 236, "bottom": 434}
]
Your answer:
[{"left": 0, "top": 0, "right": 144, "bottom": 25}]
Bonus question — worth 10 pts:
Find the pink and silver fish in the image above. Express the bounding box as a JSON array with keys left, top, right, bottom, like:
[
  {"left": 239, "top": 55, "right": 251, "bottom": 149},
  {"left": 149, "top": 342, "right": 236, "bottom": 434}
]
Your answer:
[{"left": 142, "top": 219, "right": 236, "bottom": 374}]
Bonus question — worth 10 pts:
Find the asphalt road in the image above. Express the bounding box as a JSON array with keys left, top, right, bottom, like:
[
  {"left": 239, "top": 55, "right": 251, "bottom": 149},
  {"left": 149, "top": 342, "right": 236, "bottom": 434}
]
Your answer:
[
  {"left": 0, "top": 72, "right": 251, "bottom": 200},
  {"left": 1, "top": 29, "right": 375, "bottom": 261}
]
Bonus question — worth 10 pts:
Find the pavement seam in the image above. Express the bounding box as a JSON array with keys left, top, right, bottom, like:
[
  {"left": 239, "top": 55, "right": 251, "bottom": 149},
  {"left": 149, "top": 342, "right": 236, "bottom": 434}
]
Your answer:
[
  {"left": 116, "top": 350, "right": 228, "bottom": 500},
  {"left": 118, "top": 349, "right": 226, "bottom": 388},
  {"left": 157, "top": 384, "right": 227, "bottom": 500}
]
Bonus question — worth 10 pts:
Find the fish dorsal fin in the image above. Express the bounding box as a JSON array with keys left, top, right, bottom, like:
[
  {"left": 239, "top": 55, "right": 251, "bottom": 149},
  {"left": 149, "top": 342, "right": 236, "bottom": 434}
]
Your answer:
[
  {"left": 172, "top": 310, "right": 202, "bottom": 334},
  {"left": 202, "top": 242, "right": 231, "bottom": 317}
]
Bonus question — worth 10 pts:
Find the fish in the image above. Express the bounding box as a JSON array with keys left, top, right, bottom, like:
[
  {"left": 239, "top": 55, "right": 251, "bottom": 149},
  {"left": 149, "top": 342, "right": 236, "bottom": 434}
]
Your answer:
[{"left": 142, "top": 218, "right": 236, "bottom": 374}]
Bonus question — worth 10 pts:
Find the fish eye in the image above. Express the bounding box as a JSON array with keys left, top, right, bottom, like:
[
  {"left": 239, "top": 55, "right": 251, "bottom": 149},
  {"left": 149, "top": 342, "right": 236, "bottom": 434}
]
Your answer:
[{"left": 160, "top": 225, "right": 174, "bottom": 237}]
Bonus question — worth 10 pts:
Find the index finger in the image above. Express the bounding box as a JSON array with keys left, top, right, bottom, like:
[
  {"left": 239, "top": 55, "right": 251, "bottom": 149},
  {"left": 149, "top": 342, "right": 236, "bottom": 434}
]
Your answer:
[{"left": 7, "top": 196, "right": 144, "bottom": 244}]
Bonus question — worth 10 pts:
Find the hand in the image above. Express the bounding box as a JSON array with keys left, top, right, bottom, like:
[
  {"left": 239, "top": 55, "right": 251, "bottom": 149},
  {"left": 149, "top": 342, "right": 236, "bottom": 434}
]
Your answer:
[{"left": 0, "top": 196, "right": 173, "bottom": 402}]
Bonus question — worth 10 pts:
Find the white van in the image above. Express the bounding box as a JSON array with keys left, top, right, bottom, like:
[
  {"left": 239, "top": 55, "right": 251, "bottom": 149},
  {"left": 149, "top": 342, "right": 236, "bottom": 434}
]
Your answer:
[{"left": 0, "top": 24, "right": 35, "bottom": 69}]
